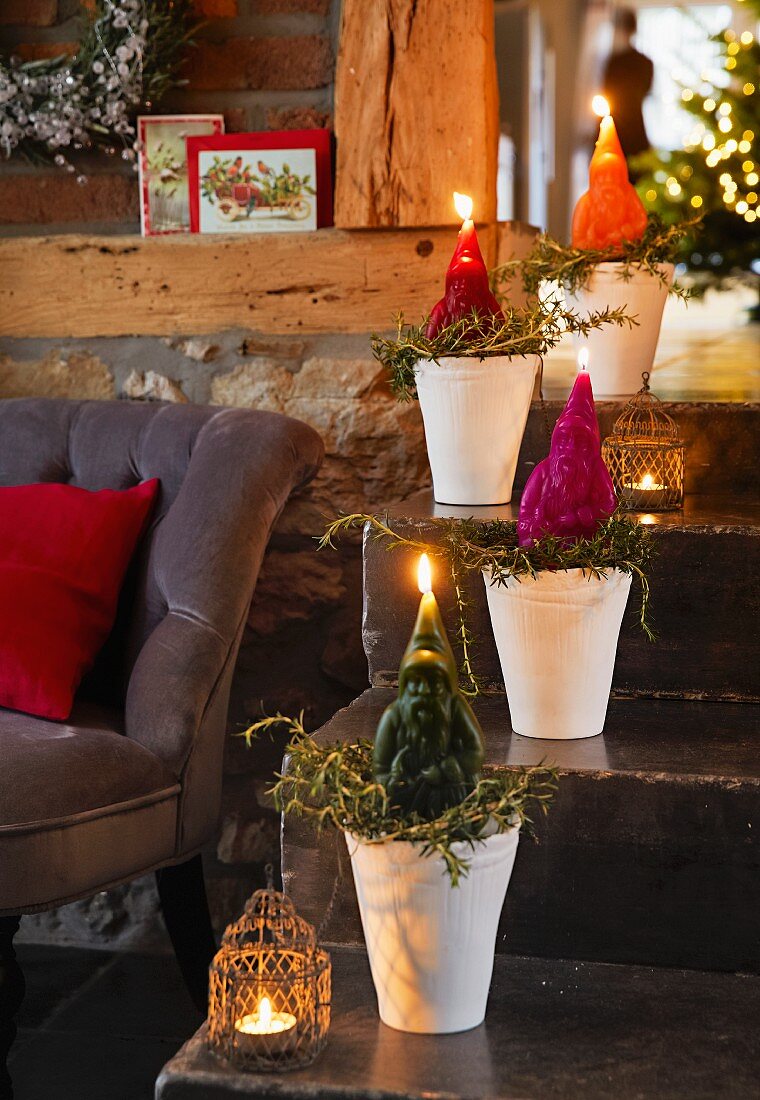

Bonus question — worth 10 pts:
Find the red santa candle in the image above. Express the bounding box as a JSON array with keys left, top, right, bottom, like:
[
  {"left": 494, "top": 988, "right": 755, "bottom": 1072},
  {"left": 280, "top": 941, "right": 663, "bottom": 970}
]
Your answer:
[
  {"left": 571, "top": 96, "right": 647, "bottom": 251},
  {"left": 517, "top": 350, "right": 617, "bottom": 546},
  {"left": 426, "top": 192, "right": 505, "bottom": 338}
]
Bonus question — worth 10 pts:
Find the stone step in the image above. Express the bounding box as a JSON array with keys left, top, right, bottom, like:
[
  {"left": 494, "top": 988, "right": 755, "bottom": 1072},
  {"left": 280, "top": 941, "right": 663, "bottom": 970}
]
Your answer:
[
  {"left": 281, "top": 689, "right": 760, "bottom": 973},
  {"left": 513, "top": 400, "right": 757, "bottom": 498},
  {"left": 362, "top": 493, "right": 760, "bottom": 702},
  {"left": 158, "top": 945, "right": 760, "bottom": 1100}
]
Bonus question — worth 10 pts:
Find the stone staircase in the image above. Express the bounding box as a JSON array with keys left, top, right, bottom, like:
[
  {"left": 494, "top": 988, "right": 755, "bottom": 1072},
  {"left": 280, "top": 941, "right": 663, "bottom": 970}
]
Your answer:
[{"left": 281, "top": 400, "right": 760, "bottom": 976}]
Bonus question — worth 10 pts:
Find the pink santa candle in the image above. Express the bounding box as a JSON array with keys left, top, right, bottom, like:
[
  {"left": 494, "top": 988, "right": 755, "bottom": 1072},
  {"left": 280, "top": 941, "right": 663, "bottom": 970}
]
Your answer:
[{"left": 517, "top": 351, "right": 616, "bottom": 546}]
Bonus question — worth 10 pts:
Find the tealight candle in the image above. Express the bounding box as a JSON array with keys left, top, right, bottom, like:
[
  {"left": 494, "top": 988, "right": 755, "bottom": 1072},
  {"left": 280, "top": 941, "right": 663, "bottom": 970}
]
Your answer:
[
  {"left": 234, "top": 996, "right": 297, "bottom": 1057},
  {"left": 627, "top": 471, "right": 668, "bottom": 511},
  {"left": 631, "top": 473, "right": 664, "bottom": 493}
]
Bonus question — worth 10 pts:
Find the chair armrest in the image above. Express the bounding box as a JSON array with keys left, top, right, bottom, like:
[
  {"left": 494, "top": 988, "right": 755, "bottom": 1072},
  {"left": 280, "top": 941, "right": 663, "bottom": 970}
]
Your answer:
[{"left": 124, "top": 407, "right": 323, "bottom": 851}]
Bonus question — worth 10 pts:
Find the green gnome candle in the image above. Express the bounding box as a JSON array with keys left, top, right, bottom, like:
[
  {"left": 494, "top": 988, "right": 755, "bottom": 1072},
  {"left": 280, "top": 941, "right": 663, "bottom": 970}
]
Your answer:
[{"left": 374, "top": 554, "right": 485, "bottom": 819}]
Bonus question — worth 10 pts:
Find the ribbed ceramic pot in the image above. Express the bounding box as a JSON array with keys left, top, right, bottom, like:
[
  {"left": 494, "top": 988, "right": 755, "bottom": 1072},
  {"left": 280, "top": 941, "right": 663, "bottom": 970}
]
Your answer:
[
  {"left": 346, "top": 825, "right": 520, "bottom": 1033},
  {"left": 565, "top": 262, "right": 674, "bottom": 397},
  {"left": 484, "top": 567, "right": 632, "bottom": 739},
  {"left": 414, "top": 355, "right": 539, "bottom": 505}
]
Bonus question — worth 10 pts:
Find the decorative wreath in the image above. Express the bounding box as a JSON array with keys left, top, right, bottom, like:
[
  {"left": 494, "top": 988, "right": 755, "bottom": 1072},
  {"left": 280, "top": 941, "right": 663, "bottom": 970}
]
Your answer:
[{"left": 0, "top": 0, "right": 194, "bottom": 177}]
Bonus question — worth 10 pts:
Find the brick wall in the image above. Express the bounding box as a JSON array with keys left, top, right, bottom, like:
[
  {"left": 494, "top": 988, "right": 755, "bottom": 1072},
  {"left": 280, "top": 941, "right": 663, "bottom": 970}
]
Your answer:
[{"left": 0, "top": 0, "right": 336, "bottom": 234}]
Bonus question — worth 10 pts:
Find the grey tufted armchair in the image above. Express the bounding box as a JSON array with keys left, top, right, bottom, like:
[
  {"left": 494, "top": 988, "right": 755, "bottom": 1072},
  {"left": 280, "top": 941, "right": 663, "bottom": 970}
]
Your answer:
[{"left": 0, "top": 398, "right": 324, "bottom": 1099}]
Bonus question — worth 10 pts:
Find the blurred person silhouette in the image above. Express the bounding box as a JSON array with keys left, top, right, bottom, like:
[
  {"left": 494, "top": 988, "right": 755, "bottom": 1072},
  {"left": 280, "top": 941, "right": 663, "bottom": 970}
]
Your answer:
[{"left": 602, "top": 7, "right": 653, "bottom": 171}]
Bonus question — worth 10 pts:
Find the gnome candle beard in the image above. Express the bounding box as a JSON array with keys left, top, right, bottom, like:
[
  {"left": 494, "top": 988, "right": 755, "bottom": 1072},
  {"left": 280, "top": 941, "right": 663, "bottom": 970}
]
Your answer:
[
  {"left": 517, "top": 352, "right": 617, "bottom": 547},
  {"left": 373, "top": 554, "right": 484, "bottom": 820},
  {"left": 571, "top": 96, "right": 647, "bottom": 251},
  {"left": 425, "top": 192, "right": 505, "bottom": 339}
]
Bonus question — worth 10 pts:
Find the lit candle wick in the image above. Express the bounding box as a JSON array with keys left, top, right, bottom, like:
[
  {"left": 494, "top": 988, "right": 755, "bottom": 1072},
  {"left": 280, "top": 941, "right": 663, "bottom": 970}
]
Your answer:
[{"left": 577, "top": 348, "right": 589, "bottom": 374}]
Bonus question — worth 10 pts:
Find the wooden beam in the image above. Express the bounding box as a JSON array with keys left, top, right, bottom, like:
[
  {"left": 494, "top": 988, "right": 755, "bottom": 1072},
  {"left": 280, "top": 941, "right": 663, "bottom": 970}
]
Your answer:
[
  {"left": 0, "top": 223, "right": 535, "bottom": 339},
  {"left": 334, "top": 0, "right": 498, "bottom": 228}
]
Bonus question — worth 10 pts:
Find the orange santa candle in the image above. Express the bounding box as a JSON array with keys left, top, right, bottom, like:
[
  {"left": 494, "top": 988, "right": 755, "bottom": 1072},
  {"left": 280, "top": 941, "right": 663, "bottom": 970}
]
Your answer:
[{"left": 572, "top": 95, "right": 647, "bottom": 251}]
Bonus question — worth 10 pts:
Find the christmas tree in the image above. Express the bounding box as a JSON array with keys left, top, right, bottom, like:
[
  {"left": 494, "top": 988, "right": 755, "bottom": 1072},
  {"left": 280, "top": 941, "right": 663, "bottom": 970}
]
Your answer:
[{"left": 633, "top": 0, "right": 759, "bottom": 300}]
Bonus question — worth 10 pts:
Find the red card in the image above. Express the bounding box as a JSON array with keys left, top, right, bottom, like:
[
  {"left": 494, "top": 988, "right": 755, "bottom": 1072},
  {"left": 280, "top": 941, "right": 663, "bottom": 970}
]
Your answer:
[{"left": 187, "top": 129, "right": 333, "bottom": 233}]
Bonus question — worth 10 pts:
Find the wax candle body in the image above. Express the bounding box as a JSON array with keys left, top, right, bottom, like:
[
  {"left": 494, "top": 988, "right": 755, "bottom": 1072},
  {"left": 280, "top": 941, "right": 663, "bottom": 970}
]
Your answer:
[
  {"left": 373, "top": 556, "right": 484, "bottom": 819},
  {"left": 517, "top": 369, "right": 616, "bottom": 546},
  {"left": 572, "top": 113, "right": 647, "bottom": 250},
  {"left": 426, "top": 218, "right": 505, "bottom": 338}
]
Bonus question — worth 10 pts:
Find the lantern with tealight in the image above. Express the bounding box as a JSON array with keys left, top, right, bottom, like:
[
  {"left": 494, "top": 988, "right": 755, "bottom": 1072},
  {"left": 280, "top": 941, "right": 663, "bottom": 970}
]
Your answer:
[
  {"left": 602, "top": 372, "right": 684, "bottom": 512},
  {"left": 207, "top": 871, "right": 331, "bottom": 1072}
]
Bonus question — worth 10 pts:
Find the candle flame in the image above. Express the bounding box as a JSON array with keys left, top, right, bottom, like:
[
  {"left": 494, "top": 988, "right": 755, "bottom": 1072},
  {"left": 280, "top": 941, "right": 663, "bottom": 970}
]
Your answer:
[
  {"left": 640, "top": 473, "right": 654, "bottom": 490},
  {"left": 259, "top": 997, "right": 272, "bottom": 1028},
  {"left": 577, "top": 348, "right": 589, "bottom": 372},
  {"left": 417, "top": 553, "right": 432, "bottom": 595},
  {"left": 453, "top": 191, "right": 473, "bottom": 221},
  {"left": 592, "top": 94, "right": 611, "bottom": 118}
]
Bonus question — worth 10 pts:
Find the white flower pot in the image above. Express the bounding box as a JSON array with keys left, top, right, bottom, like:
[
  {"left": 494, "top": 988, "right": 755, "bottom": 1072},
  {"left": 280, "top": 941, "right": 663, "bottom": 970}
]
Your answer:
[
  {"left": 414, "top": 355, "right": 539, "bottom": 505},
  {"left": 346, "top": 825, "right": 520, "bottom": 1033},
  {"left": 484, "top": 567, "right": 632, "bottom": 740},
  {"left": 565, "top": 263, "right": 674, "bottom": 397}
]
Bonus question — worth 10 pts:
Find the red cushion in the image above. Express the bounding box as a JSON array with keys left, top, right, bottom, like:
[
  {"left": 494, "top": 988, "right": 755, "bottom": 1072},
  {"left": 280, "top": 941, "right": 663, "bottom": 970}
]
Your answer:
[{"left": 0, "top": 479, "right": 159, "bottom": 720}]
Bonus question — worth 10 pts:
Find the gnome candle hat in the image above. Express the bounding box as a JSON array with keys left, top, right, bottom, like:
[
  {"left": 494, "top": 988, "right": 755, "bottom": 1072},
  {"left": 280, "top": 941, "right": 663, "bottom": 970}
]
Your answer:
[
  {"left": 572, "top": 97, "right": 647, "bottom": 251},
  {"left": 426, "top": 192, "right": 505, "bottom": 339},
  {"left": 517, "top": 354, "right": 617, "bottom": 547},
  {"left": 373, "top": 555, "right": 484, "bottom": 820}
]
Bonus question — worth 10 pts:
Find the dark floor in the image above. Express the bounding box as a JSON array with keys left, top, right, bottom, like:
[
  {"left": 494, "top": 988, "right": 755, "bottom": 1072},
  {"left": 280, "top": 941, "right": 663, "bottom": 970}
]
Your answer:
[{"left": 8, "top": 944, "right": 202, "bottom": 1100}]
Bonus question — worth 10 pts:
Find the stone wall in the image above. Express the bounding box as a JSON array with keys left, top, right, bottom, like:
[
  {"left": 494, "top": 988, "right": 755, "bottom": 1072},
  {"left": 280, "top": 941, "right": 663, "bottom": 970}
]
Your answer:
[{"left": 1, "top": 327, "right": 430, "bottom": 949}]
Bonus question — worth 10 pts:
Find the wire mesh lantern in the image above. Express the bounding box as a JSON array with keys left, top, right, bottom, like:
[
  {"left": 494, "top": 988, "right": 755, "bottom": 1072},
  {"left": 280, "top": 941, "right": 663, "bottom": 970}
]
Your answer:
[
  {"left": 602, "top": 372, "right": 684, "bottom": 512},
  {"left": 208, "top": 871, "right": 331, "bottom": 1072}
]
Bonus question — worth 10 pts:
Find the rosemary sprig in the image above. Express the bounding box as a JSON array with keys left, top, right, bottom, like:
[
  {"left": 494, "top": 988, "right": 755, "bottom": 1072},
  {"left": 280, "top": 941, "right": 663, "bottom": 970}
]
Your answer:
[
  {"left": 319, "top": 513, "right": 656, "bottom": 692},
  {"left": 372, "top": 299, "right": 635, "bottom": 402},
  {"left": 240, "top": 713, "right": 557, "bottom": 886},
  {"left": 493, "top": 214, "right": 700, "bottom": 300}
]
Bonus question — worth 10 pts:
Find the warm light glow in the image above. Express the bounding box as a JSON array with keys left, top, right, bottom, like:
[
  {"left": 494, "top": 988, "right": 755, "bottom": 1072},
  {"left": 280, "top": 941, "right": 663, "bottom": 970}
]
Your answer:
[
  {"left": 418, "top": 553, "right": 432, "bottom": 595},
  {"left": 592, "top": 94, "right": 610, "bottom": 118},
  {"left": 453, "top": 192, "right": 473, "bottom": 222},
  {"left": 633, "top": 474, "right": 664, "bottom": 492},
  {"left": 235, "top": 997, "right": 296, "bottom": 1037},
  {"left": 577, "top": 348, "right": 589, "bottom": 373}
]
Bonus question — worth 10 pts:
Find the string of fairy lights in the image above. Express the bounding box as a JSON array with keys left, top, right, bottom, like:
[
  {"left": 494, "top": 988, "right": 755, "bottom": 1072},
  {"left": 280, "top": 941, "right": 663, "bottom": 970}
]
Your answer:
[{"left": 651, "top": 26, "right": 758, "bottom": 226}]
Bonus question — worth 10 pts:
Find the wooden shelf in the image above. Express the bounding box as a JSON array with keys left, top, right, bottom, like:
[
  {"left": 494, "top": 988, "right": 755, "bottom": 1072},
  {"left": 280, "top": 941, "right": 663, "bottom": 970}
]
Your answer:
[{"left": 0, "top": 223, "right": 535, "bottom": 339}]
